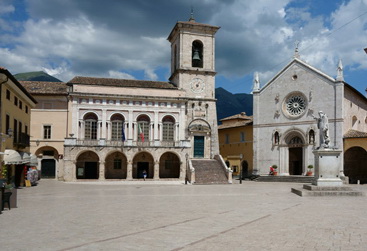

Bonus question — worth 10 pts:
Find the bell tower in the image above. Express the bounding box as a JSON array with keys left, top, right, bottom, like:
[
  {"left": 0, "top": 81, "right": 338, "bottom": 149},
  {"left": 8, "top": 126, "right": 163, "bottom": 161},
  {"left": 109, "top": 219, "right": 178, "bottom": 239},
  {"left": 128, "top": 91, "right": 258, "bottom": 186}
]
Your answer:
[
  {"left": 167, "top": 17, "right": 220, "bottom": 99},
  {"left": 167, "top": 17, "right": 220, "bottom": 159}
]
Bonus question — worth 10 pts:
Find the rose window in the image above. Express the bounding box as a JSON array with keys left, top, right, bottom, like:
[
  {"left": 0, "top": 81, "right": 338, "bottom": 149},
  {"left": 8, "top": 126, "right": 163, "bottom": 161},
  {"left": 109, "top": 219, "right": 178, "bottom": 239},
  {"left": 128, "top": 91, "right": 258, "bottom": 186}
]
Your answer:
[
  {"left": 286, "top": 95, "right": 305, "bottom": 116},
  {"left": 282, "top": 92, "right": 307, "bottom": 119}
]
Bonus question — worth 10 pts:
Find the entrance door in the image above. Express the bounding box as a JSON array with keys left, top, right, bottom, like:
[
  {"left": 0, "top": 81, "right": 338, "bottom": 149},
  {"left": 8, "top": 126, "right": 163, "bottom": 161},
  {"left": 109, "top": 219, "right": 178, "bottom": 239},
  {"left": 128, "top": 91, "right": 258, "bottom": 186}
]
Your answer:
[
  {"left": 194, "top": 136, "right": 205, "bottom": 158},
  {"left": 289, "top": 147, "right": 303, "bottom": 175},
  {"left": 241, "top": 161, "right": 249, "bottom": 178},
  {"left": 137, "top": 162, "right": 149, "bottom": 179},
  {"left": 41, "top": 159, "right": 56, "bottom": 178},
  {"left": 85, "top": 162, "right": 98, "bottom": 179}
]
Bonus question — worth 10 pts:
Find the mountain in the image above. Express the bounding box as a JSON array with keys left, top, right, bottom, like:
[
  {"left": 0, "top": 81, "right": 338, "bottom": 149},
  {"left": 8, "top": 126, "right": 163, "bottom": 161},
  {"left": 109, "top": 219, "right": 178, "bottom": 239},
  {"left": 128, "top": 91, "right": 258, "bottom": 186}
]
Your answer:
[
  {"left": 14, "top": 71, "right": 62, "bottom": 82},
  {"left": 215, "top": 87, "right": 253, "bottom": 122}
]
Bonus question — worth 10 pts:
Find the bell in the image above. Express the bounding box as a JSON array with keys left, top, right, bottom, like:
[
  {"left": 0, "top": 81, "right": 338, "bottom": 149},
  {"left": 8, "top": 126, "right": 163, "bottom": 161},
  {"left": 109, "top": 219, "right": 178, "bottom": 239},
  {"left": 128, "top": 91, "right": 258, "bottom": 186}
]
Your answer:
[{"left": 192, "top": 49, "right": 201, "bottom": 61}]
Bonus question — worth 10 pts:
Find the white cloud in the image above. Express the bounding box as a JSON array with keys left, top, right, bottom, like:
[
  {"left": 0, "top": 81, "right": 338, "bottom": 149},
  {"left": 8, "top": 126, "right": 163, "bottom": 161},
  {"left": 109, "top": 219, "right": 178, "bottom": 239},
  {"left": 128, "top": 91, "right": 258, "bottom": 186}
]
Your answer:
[
  {"left": 108, "top": 71, "right": 135, "bottom": 79},
  {"left": 0, "top": 4, "right": 15, "bottom": 14}
]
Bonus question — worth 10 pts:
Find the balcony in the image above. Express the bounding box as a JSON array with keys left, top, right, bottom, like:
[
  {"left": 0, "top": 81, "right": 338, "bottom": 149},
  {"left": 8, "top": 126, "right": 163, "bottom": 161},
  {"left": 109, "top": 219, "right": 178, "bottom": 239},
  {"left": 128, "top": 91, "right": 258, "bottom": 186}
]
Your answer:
[
  {"left": 14, "top": 133, "right": 30, "bottom": 148},
  {"left": 65, "top": 138, "right": 190, "bottom": 148}
]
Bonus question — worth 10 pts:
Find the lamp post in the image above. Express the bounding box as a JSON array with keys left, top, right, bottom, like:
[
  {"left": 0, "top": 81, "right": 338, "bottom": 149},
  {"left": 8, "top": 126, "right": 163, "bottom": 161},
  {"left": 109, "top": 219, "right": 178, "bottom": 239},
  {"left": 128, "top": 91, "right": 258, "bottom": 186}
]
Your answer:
[{"left": 239, "top": 154, "right": 243, "bottom": 184}]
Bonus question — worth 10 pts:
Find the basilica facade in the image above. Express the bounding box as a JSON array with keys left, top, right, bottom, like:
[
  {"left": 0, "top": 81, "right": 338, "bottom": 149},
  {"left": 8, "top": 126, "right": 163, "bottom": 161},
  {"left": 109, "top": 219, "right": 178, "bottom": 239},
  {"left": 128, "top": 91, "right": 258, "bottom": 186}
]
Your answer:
[
  {"left": 253, "top": 54, "right": 367, "bottom": 180},
  {"left": 61, "top": 18, "right": 222, "bottom": 182}
]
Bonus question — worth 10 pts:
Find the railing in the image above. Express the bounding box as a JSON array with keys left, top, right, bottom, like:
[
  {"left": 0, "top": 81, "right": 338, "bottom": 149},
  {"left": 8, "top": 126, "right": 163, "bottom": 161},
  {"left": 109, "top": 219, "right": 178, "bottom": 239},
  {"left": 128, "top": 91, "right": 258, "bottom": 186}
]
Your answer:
[
  {"left": 214, "top": 154, "right": 232, "bottom": 184},
  {"left": 14, "top": 133, "right": 30, "bottom": 148},
  {"left": 65, "top": 138, "right": 191, "bottom": 148}
]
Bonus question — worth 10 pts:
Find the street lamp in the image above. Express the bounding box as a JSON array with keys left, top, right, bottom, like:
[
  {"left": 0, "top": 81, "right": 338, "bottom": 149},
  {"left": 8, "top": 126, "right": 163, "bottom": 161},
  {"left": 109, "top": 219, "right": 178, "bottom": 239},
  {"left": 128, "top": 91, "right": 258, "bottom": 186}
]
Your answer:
[{"left": 239, "top": 154, "right": 243, "bottom": 184}]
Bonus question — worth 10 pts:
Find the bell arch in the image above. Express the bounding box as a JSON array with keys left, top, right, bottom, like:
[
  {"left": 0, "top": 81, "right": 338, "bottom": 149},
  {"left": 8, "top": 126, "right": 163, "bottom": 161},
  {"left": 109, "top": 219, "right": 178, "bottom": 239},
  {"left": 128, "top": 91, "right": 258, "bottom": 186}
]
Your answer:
[
  {"left": 159, "top": 152, "right": 180, "bottom": 178},
  {"left": 192, "top": 40, "right": 203, "bottom": 68}
]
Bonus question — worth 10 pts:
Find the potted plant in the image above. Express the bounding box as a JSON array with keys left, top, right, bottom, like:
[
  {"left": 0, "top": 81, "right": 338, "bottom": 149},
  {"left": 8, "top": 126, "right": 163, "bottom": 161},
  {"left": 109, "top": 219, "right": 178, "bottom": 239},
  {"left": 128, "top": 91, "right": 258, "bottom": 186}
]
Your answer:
[
  {"left": 272, "top": 165, "right": 278, "bottom": 176},
  {"left": 306, "top": 165, "right": 313, "bottom": 176}
]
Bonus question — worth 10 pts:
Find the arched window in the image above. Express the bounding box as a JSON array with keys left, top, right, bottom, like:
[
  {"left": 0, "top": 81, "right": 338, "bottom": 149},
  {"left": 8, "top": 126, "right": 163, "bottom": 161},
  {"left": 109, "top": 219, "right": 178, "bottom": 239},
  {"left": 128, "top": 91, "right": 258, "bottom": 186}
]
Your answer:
[
  {"left": 162, "top": 116, "right": 175, "bottom": 141},
  {"left": 192, "top": 40, "right": 203, "bottom": 68},
  {"left": 111, "top": 114, "right": 125, "bottom": 141},
  {"left": 309, "top": 130, "right": 315, "bottom": 144},
  {"left": 137, "top": 115, "right": 150, "bottom": 142},
  {"left": 352, "top": 116, "right": 358, "bottom": 128},
  {"left": 84, "top": 113, "right": 98, "bottom": 140},
  {"left": 274, "top": 131, "right": 280, "bottom": 145}
]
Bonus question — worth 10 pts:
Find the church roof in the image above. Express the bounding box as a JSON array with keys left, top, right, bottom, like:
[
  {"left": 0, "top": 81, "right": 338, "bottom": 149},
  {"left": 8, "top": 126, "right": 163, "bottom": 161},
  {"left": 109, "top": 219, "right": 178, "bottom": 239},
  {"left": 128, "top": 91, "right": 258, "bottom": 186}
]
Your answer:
[
  {"left": 343, "top": 129, "right": 367, "bottom": 138},
  {"left": 67, "top": 76, "right": 177, "bottom": 90},
  {"left": 20, "top": 81, "right": 68, "bottom": 95},
  {"left": 218, "top": 112, "right": 253, "bottom": 129}
]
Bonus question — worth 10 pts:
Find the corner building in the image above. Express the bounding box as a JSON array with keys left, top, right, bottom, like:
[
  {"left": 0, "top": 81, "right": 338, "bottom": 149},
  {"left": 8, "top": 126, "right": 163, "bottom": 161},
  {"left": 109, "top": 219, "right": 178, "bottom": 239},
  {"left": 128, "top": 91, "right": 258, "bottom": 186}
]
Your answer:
[{"left": 62, "top": 19, "right": 221, "bottom": 182}]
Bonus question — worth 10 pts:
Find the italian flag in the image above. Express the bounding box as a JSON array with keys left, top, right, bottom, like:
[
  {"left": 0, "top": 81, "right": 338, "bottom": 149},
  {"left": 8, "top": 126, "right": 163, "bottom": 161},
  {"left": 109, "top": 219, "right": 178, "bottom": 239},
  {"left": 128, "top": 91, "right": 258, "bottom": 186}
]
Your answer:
[{"left": 138, "top": 123, "right": 145, "bottom": 142}]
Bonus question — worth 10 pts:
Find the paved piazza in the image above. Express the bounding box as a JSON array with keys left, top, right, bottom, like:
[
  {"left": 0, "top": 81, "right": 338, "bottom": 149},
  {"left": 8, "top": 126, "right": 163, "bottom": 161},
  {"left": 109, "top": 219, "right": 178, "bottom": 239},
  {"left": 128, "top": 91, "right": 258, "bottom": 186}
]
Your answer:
[{"left": 1, "top": 180, "right": 367, "bottom": 251}]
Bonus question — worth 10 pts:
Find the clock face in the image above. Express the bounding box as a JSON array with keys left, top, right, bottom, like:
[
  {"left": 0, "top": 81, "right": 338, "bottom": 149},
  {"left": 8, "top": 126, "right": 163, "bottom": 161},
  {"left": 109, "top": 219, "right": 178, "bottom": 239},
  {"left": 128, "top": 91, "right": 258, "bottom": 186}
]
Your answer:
[{"left": 190, "top": 78, "right": 205, "bottom": 93}]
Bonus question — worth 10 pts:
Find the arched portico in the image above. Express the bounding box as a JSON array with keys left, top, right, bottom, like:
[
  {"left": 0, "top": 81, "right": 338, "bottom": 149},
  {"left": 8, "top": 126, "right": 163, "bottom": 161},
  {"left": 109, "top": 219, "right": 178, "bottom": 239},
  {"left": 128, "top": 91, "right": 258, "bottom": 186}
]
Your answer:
[
  {"left": 76, "top": 151, "right": 100, "bottom": 179},
  {"left": 35, "top": 146, "right": 59, "bottom": 178},
  {"left": 159, "top": 152, "right": 180, "bottom": 178},
  {"left": 344, "top": 147, "right": 367, "bottom": 184},
  {"left": 133, "top": 152, "right": 154, "bottom": 179},
  {"left": 105, "top": 151, "right": 127, "bottom": 179}
]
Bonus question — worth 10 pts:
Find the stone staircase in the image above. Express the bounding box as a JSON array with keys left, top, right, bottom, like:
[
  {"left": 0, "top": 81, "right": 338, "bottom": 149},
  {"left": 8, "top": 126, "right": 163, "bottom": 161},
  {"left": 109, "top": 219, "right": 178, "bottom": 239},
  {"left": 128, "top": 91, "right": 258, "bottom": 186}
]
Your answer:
[
  {"left": 191, "top": 159, "right": 229, "bottom": 185},
  {"left": 255, "top": 175, "right": 314, "bottom": 183}
]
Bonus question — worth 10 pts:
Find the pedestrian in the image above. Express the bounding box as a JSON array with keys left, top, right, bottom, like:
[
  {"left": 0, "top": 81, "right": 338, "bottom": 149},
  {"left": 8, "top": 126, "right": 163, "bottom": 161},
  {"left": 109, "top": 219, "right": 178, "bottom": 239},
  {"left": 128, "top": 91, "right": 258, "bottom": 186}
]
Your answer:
[
  {"left": 269, "top": 166, "right": 274, "bottom": 176},
  {"left": 143, "top": 170, "right": 147, "bottom": 181}
]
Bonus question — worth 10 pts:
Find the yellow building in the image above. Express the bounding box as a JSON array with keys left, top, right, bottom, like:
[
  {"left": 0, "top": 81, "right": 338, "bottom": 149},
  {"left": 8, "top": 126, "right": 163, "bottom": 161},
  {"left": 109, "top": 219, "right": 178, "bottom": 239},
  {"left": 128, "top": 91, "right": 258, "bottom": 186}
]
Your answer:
[
  {"left": 0, "top": 68, "right": 37, "bottom": 187},
  {"left": 218, "top": 112, "right": 253, "bottom": 177}
]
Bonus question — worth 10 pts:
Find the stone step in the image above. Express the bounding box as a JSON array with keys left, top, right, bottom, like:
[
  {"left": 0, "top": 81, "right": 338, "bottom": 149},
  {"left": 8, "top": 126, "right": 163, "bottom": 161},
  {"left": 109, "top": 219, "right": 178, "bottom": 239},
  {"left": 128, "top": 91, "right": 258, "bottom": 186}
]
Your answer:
[
  {"left": 291, "top": 185, "right": 365, "bottom": 197},
  {"left": 256, "top": 175, "right": 314, "bottom": 183},
  {"left": 191, "top": 159, "right": 229, "bottom": 185}
]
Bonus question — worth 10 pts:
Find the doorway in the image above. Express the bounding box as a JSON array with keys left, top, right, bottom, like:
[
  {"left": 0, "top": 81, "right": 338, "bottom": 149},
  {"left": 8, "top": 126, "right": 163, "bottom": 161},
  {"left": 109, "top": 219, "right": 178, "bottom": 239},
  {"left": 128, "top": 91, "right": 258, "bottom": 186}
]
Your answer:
[
  {"left": 137, "top": 162, "right": 149, "bottom": 179},
  {"left": 289, "top": 147, "right": 303, "bottom": 175},
  {"left": 84, "top": 162, "right": 99, "bottom": 179},
  {"left": 41, "top": 159, "right": 56, "bottom": 178},
  {"left": 194, "top": 136, "right": 204, "bottom": 158}
]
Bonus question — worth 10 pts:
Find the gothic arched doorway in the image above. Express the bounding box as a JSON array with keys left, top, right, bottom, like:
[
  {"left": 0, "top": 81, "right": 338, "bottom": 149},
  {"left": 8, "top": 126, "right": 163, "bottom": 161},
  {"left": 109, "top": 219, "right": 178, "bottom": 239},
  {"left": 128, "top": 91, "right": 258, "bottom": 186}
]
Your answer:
[{"left": 288, "top": 136, "right": 303, "bottom": 175}]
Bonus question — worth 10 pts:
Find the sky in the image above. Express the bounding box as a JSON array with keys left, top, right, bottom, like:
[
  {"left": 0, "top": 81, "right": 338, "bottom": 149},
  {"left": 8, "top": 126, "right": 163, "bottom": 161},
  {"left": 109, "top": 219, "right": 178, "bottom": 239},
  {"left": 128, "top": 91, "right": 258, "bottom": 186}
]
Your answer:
[{"left": 0, "top": 0, "right": 367, "bottom": 95}]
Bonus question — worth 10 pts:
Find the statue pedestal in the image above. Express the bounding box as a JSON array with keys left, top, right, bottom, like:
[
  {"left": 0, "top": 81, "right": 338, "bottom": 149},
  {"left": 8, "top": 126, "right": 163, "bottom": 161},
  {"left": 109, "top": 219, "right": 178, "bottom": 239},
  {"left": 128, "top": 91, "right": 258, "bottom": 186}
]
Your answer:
[{"left": 312, "top": 148, "right": 343, "bottom": 187}]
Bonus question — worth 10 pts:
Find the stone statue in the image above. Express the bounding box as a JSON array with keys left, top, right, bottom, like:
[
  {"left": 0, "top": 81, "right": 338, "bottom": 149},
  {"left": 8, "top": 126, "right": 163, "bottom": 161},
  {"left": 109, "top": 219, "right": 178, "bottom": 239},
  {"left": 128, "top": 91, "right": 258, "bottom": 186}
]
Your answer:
[{"left": 312, "top": 111, "right": 330, "bottom": 148}]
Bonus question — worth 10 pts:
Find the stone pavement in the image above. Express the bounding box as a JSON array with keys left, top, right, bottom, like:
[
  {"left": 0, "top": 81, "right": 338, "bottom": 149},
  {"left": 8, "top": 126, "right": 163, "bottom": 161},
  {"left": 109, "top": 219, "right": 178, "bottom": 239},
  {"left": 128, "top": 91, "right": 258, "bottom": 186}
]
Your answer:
[{"left": 1, "top": 180, "right": 367, "bottom": 251}]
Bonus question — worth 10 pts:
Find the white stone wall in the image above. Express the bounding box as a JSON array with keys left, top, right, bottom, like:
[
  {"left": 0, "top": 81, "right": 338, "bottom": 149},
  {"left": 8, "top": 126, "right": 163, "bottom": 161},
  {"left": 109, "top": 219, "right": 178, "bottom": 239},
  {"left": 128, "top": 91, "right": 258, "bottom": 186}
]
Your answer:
[{"left": 254, "top": 59, "right": 344, "bottom": 175}]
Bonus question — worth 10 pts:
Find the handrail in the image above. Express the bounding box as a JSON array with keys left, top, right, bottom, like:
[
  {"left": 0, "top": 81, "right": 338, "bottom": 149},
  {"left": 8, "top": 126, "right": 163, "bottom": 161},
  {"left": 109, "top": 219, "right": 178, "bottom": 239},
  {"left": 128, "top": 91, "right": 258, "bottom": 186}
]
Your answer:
[{"left": 214, "top": 154, "right": 232, "bottom": 184}]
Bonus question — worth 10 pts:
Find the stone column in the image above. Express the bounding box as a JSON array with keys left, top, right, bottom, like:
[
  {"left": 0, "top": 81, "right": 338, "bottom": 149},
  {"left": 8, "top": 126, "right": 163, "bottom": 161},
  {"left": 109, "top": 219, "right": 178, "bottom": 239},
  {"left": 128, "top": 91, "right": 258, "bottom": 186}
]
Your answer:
[
  {"left": 154, "top": 160, "right": 159, "bottom": 180},
  {"left": 127, "top": 160, "right": 133, "bottom": 180},
  {"left": 99, "top": 161, "right": 105, "bottom": 180}
]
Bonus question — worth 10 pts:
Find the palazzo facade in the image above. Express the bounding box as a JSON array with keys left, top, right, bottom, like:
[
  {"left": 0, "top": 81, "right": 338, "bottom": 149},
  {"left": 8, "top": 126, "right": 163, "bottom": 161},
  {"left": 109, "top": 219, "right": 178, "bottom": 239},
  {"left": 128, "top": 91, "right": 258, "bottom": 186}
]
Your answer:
[{"left": 61, "top": 18, "right": 221, "bottom": 182}]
